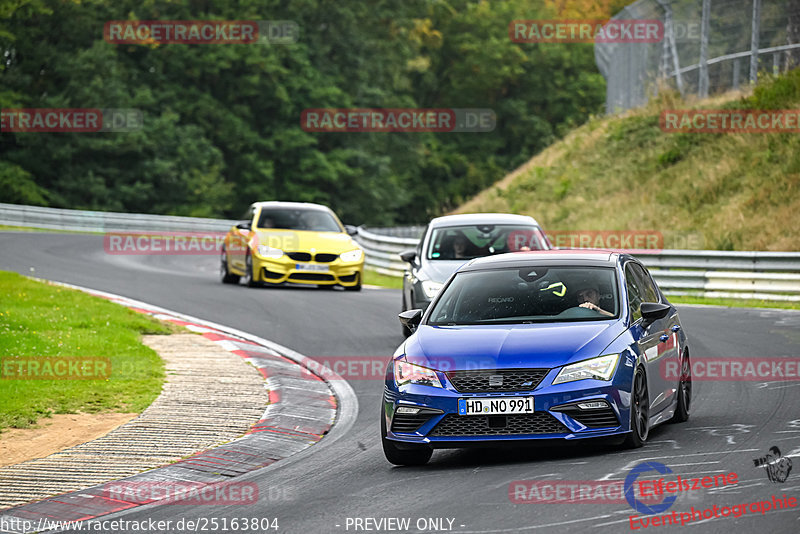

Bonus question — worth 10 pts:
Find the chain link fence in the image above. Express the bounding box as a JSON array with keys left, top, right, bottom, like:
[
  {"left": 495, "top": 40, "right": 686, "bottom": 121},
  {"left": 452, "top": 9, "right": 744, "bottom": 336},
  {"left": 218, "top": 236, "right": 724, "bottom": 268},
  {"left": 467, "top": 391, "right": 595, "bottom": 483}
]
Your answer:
[{"left": 596, "top": 0, "right": 800, "bottom": 113}]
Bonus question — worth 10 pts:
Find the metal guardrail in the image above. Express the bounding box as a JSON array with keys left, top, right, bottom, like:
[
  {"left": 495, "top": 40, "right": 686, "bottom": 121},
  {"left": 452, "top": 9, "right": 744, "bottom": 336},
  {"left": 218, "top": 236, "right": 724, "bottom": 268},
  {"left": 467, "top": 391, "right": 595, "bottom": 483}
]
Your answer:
[
  {"left": 354, "top": 226, "right": 419, "bottom": 277},
  {"left": 354, "top": 226, "right": 800, "bottom": 302},
  {"left": 1, "top": 203, "right": 798, "bottom": 301},
  {"left": 0, "top": 202, "right": 235, "bottom": 233}
]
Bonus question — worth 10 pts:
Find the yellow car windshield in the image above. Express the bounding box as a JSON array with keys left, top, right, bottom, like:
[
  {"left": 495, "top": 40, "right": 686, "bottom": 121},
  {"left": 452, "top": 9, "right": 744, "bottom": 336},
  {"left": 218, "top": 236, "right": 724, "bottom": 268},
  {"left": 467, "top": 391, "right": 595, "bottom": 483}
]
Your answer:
[{"left": 257, "top": 209, "right": 342, "bottom": 232}]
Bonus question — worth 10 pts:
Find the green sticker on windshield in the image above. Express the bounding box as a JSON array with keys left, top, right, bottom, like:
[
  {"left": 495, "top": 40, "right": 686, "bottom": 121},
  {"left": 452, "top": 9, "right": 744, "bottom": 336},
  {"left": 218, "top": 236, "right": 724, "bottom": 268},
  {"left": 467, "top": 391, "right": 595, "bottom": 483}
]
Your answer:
[
  {"left": 540, "top": 282, "right": 566, "bottom": 297},
  {"left": 432, "top": 252, "right": 440, "bottom": 258}
]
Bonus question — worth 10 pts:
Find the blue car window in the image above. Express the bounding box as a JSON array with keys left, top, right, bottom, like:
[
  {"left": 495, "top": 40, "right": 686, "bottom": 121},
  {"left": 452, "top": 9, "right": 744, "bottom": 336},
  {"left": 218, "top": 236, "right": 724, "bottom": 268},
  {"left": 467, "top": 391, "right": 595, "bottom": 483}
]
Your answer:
[
  {"left": 631, "top": 263, "right": 659, "bottom": 303},
  {"left": 625, "top": 263, "right": 644, "bottom": 322},
  {"left": 429, "top": 266, "right": 618, "bottom": 325}
]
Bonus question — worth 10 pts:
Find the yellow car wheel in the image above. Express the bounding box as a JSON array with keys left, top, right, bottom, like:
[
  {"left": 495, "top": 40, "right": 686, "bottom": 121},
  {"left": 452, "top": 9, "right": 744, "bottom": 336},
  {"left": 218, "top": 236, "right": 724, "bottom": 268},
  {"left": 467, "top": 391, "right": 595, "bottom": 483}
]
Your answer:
[
  {"left": 220, "top": 247, "right": 240, "bottom": 285},
  {"left": 242, "top": 252, "right": 259, "bottom": 288},
  {"left": 344, "top": 272, "right": 362, "bottom": 292}
]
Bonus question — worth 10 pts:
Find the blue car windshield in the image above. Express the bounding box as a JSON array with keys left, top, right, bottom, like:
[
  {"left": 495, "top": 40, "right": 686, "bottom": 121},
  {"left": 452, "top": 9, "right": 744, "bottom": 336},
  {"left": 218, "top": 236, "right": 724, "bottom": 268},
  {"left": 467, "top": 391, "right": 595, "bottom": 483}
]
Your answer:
[
  {"left": 428, "top": 266, "right": 619, "bottom": 325},
  {"left": 426, "top": 224, "right": 548, "bottom": 260}
]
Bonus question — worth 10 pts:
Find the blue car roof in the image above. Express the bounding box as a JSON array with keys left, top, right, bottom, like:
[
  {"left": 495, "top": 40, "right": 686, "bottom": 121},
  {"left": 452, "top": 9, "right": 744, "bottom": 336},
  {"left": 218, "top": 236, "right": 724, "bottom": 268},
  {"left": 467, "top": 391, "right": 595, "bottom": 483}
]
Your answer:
[{"left": 460, "top": 249, "right": 622, "bottom": 271}]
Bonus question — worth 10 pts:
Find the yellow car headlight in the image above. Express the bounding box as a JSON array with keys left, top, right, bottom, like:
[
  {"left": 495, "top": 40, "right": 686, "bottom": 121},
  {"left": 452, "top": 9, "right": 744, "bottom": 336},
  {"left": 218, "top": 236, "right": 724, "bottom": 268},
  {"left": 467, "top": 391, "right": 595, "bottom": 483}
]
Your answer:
[
  {"left": 256, "top": 245, "right": 284, "bottom": 259},
  {"left": 340, "top": 249, "right": 363, "bottom": 262},
  {"left": 553, "top": 354, "right": 620, "bottom": 385}
]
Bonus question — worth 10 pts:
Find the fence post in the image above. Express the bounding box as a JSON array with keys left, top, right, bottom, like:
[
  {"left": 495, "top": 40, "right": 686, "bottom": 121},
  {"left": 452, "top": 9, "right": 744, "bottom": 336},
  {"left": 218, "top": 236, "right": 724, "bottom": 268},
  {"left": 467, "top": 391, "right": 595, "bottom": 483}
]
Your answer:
[
  {"left": 698, "top": 0, "right": 711, "bottom": 98},
  {"left": 667, "top": 6, "right": 685, "bottom": 94},
  {"left": 750, "top": 0, "right": 761, "bottom": 83},
  {"left": 655, "top": 0, "right": 684, "bottom": 95}
]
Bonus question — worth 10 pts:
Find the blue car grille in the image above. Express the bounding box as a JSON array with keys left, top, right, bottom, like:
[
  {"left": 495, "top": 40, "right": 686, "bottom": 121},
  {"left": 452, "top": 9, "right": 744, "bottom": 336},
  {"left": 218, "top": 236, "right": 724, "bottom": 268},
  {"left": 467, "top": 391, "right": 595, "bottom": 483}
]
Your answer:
[
  {"left": 391, "top": 414, "right": 434, "bottom": 433},
  {"left": 570, "top": 409, "right": 619, "bottom": 428},
  {"left": 445, "top": 368, "right": 549, "bottom": 393},
  {"left": 551, "top": 403, "right": 620, "bottom": 428},
  {"left": 430, "top": 413, "right": 567, "bottom": 436}
]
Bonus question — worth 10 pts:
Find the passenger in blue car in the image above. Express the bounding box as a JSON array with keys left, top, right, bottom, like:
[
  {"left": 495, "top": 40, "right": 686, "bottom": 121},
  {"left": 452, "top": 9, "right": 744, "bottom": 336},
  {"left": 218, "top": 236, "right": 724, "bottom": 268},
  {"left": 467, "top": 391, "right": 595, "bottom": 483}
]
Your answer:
[{"left": 576, "top": 284, "right": 614, "bottom": 317}]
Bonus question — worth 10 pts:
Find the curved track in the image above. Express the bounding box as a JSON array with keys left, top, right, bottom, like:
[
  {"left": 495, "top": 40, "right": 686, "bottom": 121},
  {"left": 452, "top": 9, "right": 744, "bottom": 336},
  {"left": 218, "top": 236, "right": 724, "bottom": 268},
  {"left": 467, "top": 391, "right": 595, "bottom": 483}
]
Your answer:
[{"left": 1, "top": 232, "right": 799, "bottom": 533}]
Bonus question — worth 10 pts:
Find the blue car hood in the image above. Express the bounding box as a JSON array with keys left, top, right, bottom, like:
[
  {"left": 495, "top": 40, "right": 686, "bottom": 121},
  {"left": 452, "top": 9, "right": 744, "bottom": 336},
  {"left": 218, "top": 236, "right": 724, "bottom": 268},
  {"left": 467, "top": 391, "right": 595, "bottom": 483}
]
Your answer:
[{"left": 404, "top": 321, "right": 626, "bottom": 371}]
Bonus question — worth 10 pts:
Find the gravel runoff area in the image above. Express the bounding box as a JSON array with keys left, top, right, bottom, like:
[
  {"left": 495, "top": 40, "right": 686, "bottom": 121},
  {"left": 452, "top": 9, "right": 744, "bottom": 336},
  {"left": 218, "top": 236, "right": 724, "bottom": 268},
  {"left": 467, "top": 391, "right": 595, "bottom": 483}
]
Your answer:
[{"left": 0, "top": 334, "right": 268, "bottom": 509}]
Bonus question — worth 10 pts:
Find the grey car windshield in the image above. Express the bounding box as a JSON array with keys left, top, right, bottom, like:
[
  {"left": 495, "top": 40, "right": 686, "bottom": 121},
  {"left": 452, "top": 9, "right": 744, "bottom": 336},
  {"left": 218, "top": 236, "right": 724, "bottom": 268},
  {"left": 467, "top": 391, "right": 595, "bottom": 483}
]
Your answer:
[
  {"left": 257, "top": 209, "right": 342, "bottom": 232},
  {"left": 426, "top": 225, "right": 547, "bottom": 260},
  {"left": 428, "top": 266, "right": 619, "bottom": 325}
]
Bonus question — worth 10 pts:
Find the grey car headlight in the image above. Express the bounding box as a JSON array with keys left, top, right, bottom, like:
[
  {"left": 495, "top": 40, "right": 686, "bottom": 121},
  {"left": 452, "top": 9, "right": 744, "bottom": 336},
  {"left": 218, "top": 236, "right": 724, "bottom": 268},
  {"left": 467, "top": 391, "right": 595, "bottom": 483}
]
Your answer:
[{"left": 421, "top": 280, "right": 443, "bottom": 299}]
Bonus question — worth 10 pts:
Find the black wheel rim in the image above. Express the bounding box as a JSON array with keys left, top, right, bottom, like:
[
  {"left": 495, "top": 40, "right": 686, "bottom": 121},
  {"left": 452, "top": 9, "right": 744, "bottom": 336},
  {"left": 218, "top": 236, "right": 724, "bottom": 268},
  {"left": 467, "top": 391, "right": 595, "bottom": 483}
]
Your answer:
[
  {"left": 220, "top": 250, "right": 227, "bottom": 279},
  {"left": 634, "top": 371, "right": 649, "bottom": 440},
  {"left": 680, "top": 356, "right": 692, "bottom": 413},
  {"left": 243, "top": 255, "right": 252, "bottom": 284}
]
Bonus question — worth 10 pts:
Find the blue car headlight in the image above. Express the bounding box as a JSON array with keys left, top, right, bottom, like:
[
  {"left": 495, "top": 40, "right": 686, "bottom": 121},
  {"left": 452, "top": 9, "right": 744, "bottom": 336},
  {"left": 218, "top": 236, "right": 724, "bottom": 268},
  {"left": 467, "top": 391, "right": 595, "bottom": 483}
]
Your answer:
[
  {"left": 553, "top": 354, "right": 620, "bottom": 385},
  {"left": 394, "top": 360, "right": 443, "bottom": 388}
]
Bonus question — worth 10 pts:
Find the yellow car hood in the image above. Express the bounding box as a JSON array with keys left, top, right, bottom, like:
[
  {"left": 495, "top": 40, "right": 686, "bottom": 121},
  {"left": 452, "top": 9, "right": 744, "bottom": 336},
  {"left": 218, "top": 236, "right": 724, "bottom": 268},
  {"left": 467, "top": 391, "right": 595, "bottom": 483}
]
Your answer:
[{"left": 254, "top": 229, "right": 360, "bottom": 254}]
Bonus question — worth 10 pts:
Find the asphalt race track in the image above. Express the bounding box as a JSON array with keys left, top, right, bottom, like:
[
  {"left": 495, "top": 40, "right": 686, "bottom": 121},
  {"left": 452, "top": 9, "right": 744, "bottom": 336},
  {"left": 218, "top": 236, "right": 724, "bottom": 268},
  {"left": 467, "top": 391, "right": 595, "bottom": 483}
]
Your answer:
[{"left": 1, "top": 231, "right": 799, "bottom": 534}]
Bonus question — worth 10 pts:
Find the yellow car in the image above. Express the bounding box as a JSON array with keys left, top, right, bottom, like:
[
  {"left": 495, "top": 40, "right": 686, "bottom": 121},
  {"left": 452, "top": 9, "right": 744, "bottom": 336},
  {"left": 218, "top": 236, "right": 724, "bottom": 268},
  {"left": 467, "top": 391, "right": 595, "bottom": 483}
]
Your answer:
[{"left": 220, "top": 201, "right": 364, "bottom": 291}]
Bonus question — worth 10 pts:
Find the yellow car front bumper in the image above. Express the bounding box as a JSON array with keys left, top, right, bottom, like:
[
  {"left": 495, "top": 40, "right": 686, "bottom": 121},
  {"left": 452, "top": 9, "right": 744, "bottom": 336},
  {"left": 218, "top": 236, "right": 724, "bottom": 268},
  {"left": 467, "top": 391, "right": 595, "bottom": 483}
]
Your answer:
[{"left": 251, "top": 254, "right": 363, "bottom": 287}]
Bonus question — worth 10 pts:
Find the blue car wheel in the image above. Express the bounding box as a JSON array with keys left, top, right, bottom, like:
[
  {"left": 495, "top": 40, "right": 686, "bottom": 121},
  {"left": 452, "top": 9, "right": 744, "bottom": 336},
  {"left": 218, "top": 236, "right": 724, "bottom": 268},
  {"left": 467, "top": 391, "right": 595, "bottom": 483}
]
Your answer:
[
  {"left": 381, "top": 408, "right": 433, "bottom": 466},
  {"left": 624, "top": 367, "right": 649, "bottom": 448}
]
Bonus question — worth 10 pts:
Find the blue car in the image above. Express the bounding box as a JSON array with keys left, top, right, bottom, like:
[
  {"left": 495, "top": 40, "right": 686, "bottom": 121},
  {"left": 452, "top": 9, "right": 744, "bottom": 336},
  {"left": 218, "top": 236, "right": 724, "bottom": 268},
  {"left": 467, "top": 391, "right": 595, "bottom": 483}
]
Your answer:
[{"left": 381, "top": 250, "right": 691, "bottom": 465}]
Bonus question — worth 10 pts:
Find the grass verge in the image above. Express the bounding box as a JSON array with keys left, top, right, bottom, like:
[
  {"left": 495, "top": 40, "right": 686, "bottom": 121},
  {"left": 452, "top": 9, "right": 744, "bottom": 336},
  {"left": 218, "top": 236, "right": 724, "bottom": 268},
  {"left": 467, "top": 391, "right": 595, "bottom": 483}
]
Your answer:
[
  {"left": 455, "top": 70, "right": 800, "bottom": 251},
  {"left": 0, "top": 224, "right": 99, "bottom": 234},
  {"left": 363, "top": 268, "right": 403, "bottom": 289},
  {"left": 669, "top": 294, "right": 800, "bottom": 310},
  {"left": 0, "top": 271, "right": 172, "bottom": 431}
]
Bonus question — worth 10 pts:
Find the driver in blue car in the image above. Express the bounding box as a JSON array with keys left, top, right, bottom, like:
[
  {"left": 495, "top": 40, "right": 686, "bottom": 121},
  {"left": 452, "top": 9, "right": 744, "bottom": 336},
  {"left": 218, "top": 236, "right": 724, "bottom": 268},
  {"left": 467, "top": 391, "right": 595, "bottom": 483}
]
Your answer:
[{"left": 576, "top": 284, "right": 614, "bottom": 317}]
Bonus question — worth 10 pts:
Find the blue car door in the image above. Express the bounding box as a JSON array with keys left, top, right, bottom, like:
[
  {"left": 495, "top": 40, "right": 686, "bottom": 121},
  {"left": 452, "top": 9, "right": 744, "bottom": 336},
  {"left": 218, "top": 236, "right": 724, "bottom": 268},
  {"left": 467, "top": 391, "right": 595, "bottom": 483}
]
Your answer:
[{"left": 624, "top": 262, "right": 672, "bottom": 418}]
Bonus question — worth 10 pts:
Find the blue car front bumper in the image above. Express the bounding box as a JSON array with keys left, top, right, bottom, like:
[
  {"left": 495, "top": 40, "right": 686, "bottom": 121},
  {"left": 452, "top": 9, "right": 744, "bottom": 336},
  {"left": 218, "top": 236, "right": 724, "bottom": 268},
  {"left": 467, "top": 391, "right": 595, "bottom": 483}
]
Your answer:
[{"left": 383, "top": 365, "right": 635, "bottom": 448}]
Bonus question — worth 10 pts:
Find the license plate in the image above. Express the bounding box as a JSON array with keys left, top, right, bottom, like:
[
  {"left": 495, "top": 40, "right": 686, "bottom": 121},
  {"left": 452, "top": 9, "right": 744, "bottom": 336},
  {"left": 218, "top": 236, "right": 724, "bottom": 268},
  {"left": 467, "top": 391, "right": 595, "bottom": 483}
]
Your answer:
[
  {"left": 458, "top": 396, "right": 535, "bottom": 416},
  {"left": 295, "top": 263, "right": 329, "bottom": 272}
]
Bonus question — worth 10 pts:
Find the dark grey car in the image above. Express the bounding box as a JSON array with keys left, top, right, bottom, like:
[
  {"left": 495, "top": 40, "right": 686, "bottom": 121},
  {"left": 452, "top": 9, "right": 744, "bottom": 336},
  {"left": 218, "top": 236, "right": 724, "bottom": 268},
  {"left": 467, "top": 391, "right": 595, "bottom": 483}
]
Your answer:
[{"left": 399, "top": 213, "right": 551, "bottom": 336}]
